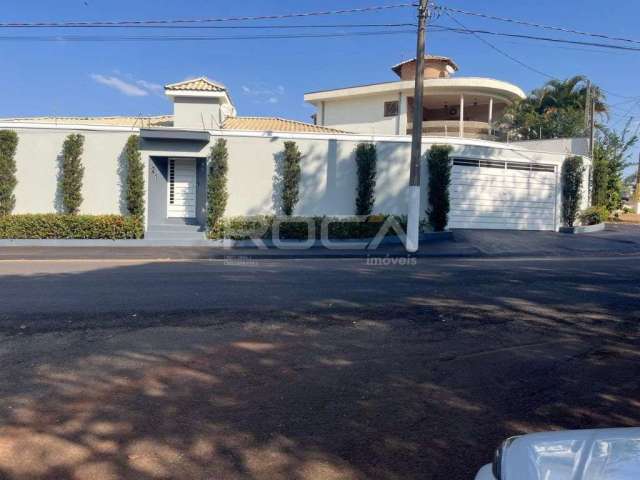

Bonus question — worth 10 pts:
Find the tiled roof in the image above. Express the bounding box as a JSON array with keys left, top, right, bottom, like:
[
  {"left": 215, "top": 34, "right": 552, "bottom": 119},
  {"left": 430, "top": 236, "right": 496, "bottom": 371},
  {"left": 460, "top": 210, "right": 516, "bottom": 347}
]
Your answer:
[
  {"left": 392, "top": 55, "right": 459, "bottom": 75},
  {"left": 0, "top": 115, "right": 173, "bottom": 127},
  {"left": 0, "top": 114, "right": 347, "bottom": 134},
  {"left": 223, "top": 116, "right": 346, "bottom": 134},
  {"left": 165, "top": 77, "right": 226, "bottom": 92}
]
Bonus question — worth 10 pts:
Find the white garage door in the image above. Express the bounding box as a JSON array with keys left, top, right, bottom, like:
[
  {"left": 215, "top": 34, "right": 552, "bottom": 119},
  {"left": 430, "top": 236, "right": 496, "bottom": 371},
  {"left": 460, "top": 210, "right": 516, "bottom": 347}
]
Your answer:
[{"left": 448, "top": 158, "right": 557, "bottom": 231}]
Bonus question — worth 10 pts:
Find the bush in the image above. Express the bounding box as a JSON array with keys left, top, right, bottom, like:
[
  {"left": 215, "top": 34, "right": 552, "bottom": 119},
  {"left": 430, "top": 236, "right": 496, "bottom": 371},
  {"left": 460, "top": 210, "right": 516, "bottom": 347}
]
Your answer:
[
  {"left": 0, "top": 214, "right": 143, "bottom": 239},
  {"left": 591, "top": 150, "right": 608, "bottom": 208},
  {"left": 208, "top": 139, "right": 229, "bottom": 236},
  {"left": 579, "top": 206, "right": 609, "bottom": 226},
  {"left": 0, "top": 130, "right": 18, "bottom": 216},
  {"left": 561, "top": 155, "right": 585, "bottom": 227},
  {"left": 355, "top": 143, "right": 377, "bottom": 215},
  {"left": 125, "top": 135, "right": 145, "bottom": 218},
  {"left": 209, "top": 215, "right": 407, "bottom": 241},
  {"left": 281, "top": 141, "right": 301, "bottom": 216},
  {"left": 60, "top": 134, "right": 85, "bottom": 214},
  {"left": 426, "top": 144, "right": 453, "bottom": 232}
]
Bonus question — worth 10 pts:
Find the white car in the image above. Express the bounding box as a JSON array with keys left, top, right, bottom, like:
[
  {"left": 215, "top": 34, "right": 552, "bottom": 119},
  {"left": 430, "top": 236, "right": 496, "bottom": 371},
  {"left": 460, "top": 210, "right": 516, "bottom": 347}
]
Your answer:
[{"left": 476, "top": 428, "right": 640, "bottom": 480}]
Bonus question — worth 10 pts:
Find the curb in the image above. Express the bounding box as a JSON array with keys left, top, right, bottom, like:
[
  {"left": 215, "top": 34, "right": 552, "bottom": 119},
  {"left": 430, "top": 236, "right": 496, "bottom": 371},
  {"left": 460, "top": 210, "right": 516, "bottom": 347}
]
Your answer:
[{"left": 0, "top": 232, "right": 453, "bottom": 248}]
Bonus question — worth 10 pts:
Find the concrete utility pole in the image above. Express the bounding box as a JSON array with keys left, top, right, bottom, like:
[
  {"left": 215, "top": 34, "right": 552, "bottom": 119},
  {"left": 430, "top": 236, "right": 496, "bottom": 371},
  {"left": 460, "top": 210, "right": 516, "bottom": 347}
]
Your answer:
[{"left": 406, "top": 0, "right": 429, "bottom": 253}]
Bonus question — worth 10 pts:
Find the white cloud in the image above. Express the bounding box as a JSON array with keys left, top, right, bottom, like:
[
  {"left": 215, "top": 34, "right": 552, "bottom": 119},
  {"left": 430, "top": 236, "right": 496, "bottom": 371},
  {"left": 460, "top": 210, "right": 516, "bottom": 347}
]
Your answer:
[
  {"left": 136, "top": 79, "right": 163, "bottom": 96},
  {"left": 90, "top": 74, "right": 148, "bottom": 97},
  {"left": 241, "top": 83, "right": 286, "bottom": 104}
]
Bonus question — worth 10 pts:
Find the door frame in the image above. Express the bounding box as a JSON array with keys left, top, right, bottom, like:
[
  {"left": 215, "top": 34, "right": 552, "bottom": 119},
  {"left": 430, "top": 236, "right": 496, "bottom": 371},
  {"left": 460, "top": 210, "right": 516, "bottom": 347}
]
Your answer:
[{"left": 148, "top": 156, "right": 207, "bottom": 227}]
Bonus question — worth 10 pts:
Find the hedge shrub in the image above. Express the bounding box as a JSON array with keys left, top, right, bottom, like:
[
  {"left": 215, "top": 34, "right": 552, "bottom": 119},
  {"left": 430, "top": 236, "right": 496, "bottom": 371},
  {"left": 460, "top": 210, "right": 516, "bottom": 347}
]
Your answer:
[
  {"left": 208, "top": 138, "right": 229, "bottom": 236},
  {"left": 426, "top": 144, "right": 453, "bottom": 232},
  {"left": 0, "top": 130, "right": 18, "bottom": 216},
  {"left": 579, "top": 206, "right": 609, "bottom": 226},
  {"left": 355, "top": 143, "right": 377, "bottom": 216},
  {"left": 0, "top": 214, "right": 143, "bottom": 239},
  {"left": 281, "top": 141, "right": 301, "bottom": 216},
  {"left": 561, "top": 155, "right": 585, "bottom": 227},
  {"left": 125, "top": 135, "right": 145, "bottom": 218},
  {"left": 209, "top": 215, "right": 407, "bottom": 241},
  {"left": 60, "top": 134, "right": 85, "bottom": 215}
]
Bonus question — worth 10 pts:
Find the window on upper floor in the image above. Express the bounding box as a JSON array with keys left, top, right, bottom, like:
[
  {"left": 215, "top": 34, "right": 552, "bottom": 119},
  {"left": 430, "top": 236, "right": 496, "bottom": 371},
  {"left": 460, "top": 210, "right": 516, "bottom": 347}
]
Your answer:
[{"left": 384, "top": 101, "right": 399, "bottom": 117}]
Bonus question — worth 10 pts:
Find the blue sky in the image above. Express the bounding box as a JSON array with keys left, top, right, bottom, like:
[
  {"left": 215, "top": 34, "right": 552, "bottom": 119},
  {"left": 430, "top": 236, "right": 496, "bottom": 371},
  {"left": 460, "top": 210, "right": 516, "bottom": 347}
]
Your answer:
[{"left": 1, "top": 0, "right": 639, "bottom": 169}]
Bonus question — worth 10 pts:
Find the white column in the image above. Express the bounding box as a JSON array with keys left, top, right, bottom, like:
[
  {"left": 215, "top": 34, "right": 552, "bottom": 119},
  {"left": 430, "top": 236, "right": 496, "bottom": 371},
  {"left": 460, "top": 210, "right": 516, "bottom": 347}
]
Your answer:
[
  {"left": 459, "top": 94, "right": 465, "bottom": 138},
  {"left": 488, "top": 97, "right": 494, "bottom": 126},
  {"left": 398, "top": 92, "right": 408, "bottom": 135}
]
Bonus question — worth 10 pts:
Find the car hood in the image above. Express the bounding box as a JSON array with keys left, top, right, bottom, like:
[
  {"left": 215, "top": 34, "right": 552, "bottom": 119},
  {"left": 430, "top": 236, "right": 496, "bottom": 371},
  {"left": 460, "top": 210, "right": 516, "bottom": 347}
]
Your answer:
[{"left": 502, "top": 428, "right": 640, "bottom": 480}]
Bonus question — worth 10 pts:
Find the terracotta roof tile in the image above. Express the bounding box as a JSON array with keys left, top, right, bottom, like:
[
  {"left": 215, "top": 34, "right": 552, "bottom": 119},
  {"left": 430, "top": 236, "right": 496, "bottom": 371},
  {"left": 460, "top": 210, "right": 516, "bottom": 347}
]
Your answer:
[
  {"left": 165, "top": 77, "right": 226, "bottom": 92},
  {"left": 0, "top": 115, "right": 173, "bottom": 127},
  {"left": 222, "top": 116, "right": 346, "bottom": 134}
]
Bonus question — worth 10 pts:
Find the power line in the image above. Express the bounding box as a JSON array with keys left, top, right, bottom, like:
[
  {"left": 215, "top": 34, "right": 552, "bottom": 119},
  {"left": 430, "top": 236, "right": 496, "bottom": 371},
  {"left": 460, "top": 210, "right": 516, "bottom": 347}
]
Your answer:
[
  {"left": 441, "top": 11, "right": 554, "bottom": 79},
  {"left": 0, "top": 22, "right": 418, "bottom": 30},
  {"left": 0, "top": 30, "right": 416, "bottom": 42},
  {"left": 432, "top": 24, "right": 640, "bottom": 53},
  {"left": 440, "top": 11, "right": 637, "bottom": 101},
  {"left": 434, "top": 5, "right": 640, "bottom": 47},
  {"left": 0, "top": 3, "right": 416, "bottom": 28}
]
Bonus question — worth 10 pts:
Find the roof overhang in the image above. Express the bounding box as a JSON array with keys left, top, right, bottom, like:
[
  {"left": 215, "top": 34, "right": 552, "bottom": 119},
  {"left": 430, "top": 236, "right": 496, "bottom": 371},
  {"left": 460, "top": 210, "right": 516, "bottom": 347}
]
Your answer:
[
  {"left": 165, "top": 90, "right": 232, "bottom": 103},
  {"left": 305, "top": 78, "right": 527, "bottom": 105},
  {"left": 140, "top": 128, "right": 209, "bottom": 142}
]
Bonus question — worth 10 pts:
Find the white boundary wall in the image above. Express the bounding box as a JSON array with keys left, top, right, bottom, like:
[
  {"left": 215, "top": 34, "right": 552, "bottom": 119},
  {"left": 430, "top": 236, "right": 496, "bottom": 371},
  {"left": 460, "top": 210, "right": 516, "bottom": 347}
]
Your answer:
[{"left": 1, "top": 122, "right": 590, "bottom": 231}]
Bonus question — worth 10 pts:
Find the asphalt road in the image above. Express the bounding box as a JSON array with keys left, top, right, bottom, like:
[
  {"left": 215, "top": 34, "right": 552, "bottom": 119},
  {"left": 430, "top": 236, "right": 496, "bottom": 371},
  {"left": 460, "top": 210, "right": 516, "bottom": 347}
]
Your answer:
[{"left": 0, "top": 255, "right": 639, "bottom": 479}]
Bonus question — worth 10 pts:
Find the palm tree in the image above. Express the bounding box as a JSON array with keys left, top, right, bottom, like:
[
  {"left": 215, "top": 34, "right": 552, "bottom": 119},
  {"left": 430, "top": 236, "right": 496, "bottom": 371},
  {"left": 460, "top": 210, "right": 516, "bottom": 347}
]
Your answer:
[{"left": 498, "top": 76, "right": 608, "bottom": 140}]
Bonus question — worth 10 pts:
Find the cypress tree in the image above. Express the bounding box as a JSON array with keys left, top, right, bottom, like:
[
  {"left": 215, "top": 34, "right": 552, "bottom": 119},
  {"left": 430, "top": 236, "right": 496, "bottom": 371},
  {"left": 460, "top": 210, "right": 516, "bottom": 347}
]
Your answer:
[
  {"left": 61, "top": 134, "right": 85, "bottom": 215},
  {"left": 281, "top": 141, "right": 301, "bottom": 216},
  {"left": 208, "top": 138, "right": 229, "bottom": 233},
  {"left": 125, "top": 135, "right": 145, "bottom": 218},
  {"left": 355, "top": 143, "right": 377, "bottom": 216},
  {"left": 0, "top": 130, "right": 18, "bottom": 216},
  {"left": 426, "top": 144, "right": 453, "bottom": 232}
]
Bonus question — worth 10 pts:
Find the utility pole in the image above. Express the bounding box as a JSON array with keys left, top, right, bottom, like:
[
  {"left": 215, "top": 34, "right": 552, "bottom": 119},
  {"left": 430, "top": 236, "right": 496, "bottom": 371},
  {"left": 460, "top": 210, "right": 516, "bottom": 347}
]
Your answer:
[
  {"left": 588, "top": 84, "right": 596, "bottom": 205},
  {"left": 406, "top": 0, "right": 429, "bottom": 253},
  {"left": 634, "top": 152, "right": 640, "bottom": 212}
]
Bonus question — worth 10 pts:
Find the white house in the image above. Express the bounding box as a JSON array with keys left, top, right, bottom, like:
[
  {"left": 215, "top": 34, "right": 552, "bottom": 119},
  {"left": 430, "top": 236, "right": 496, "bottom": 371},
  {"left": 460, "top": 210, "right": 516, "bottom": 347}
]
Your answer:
[{"left": 0, "top": 56, "right": 591, "bottom": 240}]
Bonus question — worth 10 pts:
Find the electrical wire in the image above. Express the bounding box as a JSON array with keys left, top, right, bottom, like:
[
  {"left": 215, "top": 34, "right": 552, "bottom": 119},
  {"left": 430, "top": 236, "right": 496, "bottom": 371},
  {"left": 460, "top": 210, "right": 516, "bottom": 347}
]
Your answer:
[
  {"left": 0, "top": 3, "right": 417, "bottom": 28},
  {"left": 0, "top": 30, "right": 416, "bottom": 42},
  {"left": 434, "top": 5, "right": 640, "bottom": 47}
]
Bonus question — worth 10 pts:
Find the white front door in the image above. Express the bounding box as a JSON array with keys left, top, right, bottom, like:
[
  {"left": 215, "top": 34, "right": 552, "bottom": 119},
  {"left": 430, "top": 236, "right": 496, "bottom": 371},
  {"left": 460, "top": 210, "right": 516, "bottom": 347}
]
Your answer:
[{"left": 167, "top": 158, "right": 197, "bottom": 218}]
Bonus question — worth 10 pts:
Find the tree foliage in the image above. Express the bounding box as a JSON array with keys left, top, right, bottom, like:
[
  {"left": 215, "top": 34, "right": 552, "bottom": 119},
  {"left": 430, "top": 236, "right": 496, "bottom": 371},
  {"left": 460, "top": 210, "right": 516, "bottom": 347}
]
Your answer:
[
  {"left": 354, "top": 143, "right": 377, "bottom": 216},
  {"left": 281, "top": 141, "right": 302, "bottom": 216},
  {"left": 0, "top": 130, "right": 18, "bottom": 216},
  {"left": 60, "top": 134, "right": 85, "bottom": 215},
  {"left": 426, "top": 144, "right": 453, "bottom": 232},
  {"left": 498, "top": 76, "right": 607, "bottom": 140},
  {"left": 561, "top": 155, "right": 585, "bottom": 227},
  {"left": 125, "top": 135, "right": 145, "bottom": 218},
  {"left": 207, "top": 139, "right": 229, "bottom": 234},
  {"left": 592, "top": 122, "right": 638, "bottom": 211}
]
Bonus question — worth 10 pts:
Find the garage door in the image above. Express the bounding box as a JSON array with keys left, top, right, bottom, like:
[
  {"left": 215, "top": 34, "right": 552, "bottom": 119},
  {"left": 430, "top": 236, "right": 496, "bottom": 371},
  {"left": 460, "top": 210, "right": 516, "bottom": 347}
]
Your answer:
[{"left": 448, "top": 158, "right": 557, "bottom": 231}]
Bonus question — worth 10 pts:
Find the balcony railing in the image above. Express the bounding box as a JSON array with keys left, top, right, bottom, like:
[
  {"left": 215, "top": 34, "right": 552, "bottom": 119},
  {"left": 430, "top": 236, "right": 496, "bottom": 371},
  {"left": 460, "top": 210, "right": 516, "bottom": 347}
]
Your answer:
[{"left": 406, "top": 120, "right": 496, "bottom": 140}]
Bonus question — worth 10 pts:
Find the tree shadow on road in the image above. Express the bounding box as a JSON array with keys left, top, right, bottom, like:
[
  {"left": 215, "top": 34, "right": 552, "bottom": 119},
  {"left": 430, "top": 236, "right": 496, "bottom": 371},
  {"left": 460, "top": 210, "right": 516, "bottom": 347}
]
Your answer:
[{"left": 0, "top": 259, "right": 639, "bottom": 479}]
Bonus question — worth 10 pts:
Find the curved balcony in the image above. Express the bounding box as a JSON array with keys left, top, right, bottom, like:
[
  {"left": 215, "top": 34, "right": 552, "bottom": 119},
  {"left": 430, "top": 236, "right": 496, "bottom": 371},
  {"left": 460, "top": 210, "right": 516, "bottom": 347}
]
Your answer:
[{"left": 406, "top": 120, "right": 496, "bottom": 140}]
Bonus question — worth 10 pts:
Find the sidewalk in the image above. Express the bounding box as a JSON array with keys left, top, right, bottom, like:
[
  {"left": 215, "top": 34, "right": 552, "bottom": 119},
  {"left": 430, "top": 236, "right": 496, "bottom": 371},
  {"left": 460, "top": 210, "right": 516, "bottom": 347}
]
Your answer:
[{"left": 0, "top": 224, "right": 637, "bottom": 261}]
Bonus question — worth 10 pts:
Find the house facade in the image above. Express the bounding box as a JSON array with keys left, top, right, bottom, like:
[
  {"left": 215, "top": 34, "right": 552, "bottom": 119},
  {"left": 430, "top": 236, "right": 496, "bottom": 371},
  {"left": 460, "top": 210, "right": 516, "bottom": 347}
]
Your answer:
[{"left": 0, "top": 57, "right": 591, "bottom": 240}]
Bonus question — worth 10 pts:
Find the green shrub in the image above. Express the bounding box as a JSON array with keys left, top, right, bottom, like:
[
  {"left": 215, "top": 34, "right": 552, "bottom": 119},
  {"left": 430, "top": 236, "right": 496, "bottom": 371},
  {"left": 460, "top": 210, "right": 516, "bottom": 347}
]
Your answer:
[
  {"left": 60, "top": 134, "right": 85, "bottom": 215},
  {"left": 125, "top": 135, "right": 145, "bottom": 218},
  {"left": 209, "top": 215, "right": 407, "bottom": 241},
  {"left": 579, "top": 206, "right": 609, "bottom": 226},
  {"left": 0, "top": 214, "right": 143, "bottom": 239},
  {"left": 426, "top": 144, "right": 453, "bottom": 232},
  {"left": 591, "top": 148, "right": 608, "bottom": 207},
  {"left": 281, "top": 141, "right": 301, "bottom": 216},
  {"left": 0, "top": 130, "right": 18, "bottom": 216},
  {"left": 561, "top": 155, "right": 585, "bottom": 227},
  {"left": 207, "top": 139, "right": 229, "bottom": 236},
  {"left": 355, "top": 143, "right": 377, "bottom": 216}
]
